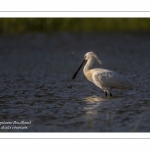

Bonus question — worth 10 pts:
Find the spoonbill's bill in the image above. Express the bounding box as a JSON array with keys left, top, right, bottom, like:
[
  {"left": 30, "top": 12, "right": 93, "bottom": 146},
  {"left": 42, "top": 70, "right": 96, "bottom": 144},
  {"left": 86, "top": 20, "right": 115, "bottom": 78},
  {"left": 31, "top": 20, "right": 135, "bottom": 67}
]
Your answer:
[{"left": 72, "top": 51, "right": 135, "bottom": 96}]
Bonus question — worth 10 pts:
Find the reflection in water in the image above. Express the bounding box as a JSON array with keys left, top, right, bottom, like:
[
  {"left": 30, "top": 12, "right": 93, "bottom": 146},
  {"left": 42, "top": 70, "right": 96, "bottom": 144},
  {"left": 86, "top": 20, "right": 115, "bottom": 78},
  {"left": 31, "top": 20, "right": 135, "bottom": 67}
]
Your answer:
[
  {"left": 83, "top": 95, "right": 120, "bottom": 103},
  {"left": 84, "top": 95, "right": 108, "bottom": 103},
  {"left": 82, "top": 95, "right": 120, "bottom": 131},
  {"left": 83, "top": 96, "right": 108, "bottom": 120},
  {"left": 83, "top": 96, "right": 106, "bottom": 120}
]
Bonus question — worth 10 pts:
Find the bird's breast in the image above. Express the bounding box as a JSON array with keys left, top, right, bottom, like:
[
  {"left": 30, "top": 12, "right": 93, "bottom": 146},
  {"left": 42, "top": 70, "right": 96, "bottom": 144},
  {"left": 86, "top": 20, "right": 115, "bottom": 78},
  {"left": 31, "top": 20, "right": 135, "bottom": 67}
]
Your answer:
[{"left": 84, "top": 71, "right": 93, "bottom": 82}]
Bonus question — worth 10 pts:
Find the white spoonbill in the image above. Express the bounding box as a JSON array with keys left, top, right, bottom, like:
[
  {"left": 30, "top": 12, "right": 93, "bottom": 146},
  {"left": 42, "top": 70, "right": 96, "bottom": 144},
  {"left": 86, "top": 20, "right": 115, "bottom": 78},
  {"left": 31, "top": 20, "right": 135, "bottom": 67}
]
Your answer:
[{"left": 72, "top": 51, "right": 135, "bottom": 96}]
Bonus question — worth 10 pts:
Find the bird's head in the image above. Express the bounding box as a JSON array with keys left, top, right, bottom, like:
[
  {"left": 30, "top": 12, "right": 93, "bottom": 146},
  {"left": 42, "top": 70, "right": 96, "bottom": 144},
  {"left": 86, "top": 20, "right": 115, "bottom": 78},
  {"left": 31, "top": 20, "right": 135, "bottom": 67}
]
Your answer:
[
  {"left": 72, "top": 51, "right": 102, "bottom": 79},
  {"left": 84, "top": 51, "right": 102, "bottom": 65}
]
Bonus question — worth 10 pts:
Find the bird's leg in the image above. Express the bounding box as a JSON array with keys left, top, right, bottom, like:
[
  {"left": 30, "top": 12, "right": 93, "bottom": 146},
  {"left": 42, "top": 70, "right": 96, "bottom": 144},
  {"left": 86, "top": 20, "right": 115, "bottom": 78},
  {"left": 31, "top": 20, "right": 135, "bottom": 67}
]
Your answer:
[
  {"left": 105, "top": 91, "right": 107, "bottom": 97},
  {"left": 110, "top": 93, "right": 112, "bottom": 96}
]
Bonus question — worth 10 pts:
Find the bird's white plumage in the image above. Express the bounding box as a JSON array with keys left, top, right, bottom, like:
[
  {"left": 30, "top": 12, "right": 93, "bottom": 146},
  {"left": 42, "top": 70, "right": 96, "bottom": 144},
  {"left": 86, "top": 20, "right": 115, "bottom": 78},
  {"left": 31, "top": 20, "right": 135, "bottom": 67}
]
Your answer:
[{"left": 82, "top": 51, "right": 135, "bottom": 96}]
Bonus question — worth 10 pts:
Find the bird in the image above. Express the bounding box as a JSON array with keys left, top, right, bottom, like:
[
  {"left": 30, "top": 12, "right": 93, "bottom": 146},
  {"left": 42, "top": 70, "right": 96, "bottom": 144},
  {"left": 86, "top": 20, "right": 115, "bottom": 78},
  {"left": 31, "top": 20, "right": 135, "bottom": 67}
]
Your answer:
[{"left": 72, "top": 51, "right": 135, "bottom": 97}]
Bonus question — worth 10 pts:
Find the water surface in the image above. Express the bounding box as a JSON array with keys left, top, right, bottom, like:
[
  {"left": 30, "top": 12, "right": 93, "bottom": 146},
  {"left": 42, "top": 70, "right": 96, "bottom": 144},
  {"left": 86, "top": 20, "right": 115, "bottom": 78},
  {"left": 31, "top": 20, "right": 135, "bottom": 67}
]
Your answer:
[{"left": 0, "top": 33, "right": 150, "bottom": 132}]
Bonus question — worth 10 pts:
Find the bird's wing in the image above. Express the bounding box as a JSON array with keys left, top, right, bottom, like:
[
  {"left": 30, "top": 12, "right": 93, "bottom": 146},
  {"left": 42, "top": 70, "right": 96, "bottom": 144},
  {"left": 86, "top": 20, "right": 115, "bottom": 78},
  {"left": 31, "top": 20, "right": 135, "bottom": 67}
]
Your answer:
[{"left": 93, "top": 69, "right": 134, "bottom": 89}]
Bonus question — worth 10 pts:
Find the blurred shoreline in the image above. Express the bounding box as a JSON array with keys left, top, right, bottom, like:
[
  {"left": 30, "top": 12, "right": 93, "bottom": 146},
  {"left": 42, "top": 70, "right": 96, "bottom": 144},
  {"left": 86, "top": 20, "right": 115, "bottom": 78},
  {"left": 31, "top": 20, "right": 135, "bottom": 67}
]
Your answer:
[{"left": 1, "top": 18, "right": 150, "bottom": 34}]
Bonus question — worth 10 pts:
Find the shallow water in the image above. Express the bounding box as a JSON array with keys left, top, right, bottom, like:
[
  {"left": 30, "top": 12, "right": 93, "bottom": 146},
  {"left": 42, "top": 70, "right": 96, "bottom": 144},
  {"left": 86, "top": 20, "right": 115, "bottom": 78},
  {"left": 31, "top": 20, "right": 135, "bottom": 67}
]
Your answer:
[{"left": 0, "top": 32, "right": 150, "bottom": 132}]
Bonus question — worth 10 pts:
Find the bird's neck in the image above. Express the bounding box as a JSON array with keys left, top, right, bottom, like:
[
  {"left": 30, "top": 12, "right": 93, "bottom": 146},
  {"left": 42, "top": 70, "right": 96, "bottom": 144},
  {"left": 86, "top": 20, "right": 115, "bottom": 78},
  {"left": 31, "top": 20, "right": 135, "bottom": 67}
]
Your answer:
[{"left": 83, "top": 57, "right": 95, "bottom": 74}]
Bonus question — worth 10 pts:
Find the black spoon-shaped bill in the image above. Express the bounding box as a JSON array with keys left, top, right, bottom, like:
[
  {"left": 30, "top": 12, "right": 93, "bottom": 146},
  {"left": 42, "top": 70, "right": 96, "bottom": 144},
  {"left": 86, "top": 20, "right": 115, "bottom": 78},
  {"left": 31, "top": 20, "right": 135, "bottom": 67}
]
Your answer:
[{"left": 72, "top": 59, "right": 86, "bottom": 79}]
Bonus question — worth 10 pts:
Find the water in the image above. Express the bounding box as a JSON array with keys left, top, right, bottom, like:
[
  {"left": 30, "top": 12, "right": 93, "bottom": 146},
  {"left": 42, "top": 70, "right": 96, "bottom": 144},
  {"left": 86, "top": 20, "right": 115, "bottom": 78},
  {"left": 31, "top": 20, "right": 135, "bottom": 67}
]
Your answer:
[{"left": 0, "top": 32, "right": 150, "bottom": 132}]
